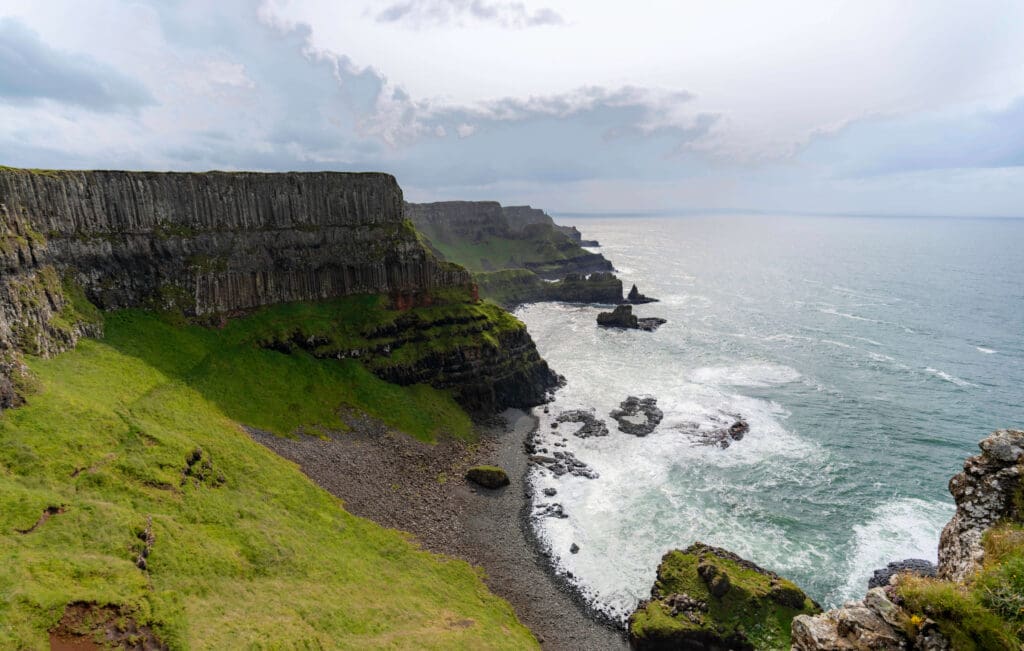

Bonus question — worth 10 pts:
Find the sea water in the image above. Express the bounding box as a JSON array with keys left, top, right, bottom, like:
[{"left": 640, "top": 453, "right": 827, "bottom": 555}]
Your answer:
[{"left": 517, "top": 214, "right": 1024, "bottom": 622}]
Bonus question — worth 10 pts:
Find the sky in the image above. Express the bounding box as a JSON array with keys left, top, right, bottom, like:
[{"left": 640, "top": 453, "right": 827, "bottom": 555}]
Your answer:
[{"left": 1, "top": 0, "right": 1023, "bottom": 216}]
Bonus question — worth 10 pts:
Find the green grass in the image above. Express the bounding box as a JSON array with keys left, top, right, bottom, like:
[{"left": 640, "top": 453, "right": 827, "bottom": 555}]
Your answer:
[
  {"left": 0, "top": 308, "right": 536, "bottom": 648},
  {"left": 629, "top": 546, "right": 818, "bottom": 650},
  {"left": 897, "top": 522, "right": 1024, "bottom": 648},
  {"left": 102, "top": 308, "right": 474, "bottom": 442},
  {"left": 417, "top": 223, "right": 590, "bottom": 274}
]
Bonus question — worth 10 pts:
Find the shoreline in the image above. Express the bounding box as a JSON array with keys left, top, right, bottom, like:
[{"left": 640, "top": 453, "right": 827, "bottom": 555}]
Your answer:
[{"left": 248, "top": 408, "right": 627, "bottom": 650}]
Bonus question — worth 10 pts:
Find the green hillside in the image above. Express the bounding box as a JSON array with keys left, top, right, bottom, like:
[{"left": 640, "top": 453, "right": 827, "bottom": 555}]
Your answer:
[{"left": 0, "top": 306, "right": 537, "bottom": 649}]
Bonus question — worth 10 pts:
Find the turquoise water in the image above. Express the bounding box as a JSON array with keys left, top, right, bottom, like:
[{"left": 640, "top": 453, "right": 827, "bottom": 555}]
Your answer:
[{"left": 517, "top": 214, "right": 1024, "bottom": 622}]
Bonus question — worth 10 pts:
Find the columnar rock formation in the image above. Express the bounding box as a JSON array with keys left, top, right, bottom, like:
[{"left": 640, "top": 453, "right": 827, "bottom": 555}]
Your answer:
[
  {"left": 0, "top": 168, "right": 565, "bottom": 413},
  {"left": 2, "top": 169, "right": 470, "bottom": 318}
]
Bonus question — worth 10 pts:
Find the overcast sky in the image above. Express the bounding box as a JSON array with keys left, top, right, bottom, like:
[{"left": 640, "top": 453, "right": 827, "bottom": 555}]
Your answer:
[{"left": 1, "top": 0, "right": 1023, "bottom": 216}]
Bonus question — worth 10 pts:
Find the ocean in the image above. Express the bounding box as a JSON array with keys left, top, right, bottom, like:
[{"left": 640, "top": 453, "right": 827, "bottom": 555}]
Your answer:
[{"left": 516, "top": 214, "right": 1024, "bottom": 623}]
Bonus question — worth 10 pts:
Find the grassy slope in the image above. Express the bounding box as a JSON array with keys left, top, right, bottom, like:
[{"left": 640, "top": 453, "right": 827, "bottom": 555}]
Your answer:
[
  {"left": 422, "top": 225, "right": 589, "bottom": 274},
  {"left": 0, "top": 308, "right": 537, "bottom": 649},
  {"left": 898, "top": 522, "right": 1024, "bottom": 649}
]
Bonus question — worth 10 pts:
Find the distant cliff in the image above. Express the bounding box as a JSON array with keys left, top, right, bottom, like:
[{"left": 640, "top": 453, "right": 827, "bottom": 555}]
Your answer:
[
  {"left": 405, "top": 200, "right": 611, "bottom": 279},
  {"left": 0, "top": 167, "right": 560, "bottom": 413}
]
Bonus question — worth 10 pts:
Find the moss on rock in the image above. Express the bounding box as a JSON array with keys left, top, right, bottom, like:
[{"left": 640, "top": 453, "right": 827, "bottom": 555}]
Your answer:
[
  {"left": 629, "top": 543, "right": 820, "bottom": 650},
  {"left": 465, "top": 465, "right": 510, "bottom": 489}
]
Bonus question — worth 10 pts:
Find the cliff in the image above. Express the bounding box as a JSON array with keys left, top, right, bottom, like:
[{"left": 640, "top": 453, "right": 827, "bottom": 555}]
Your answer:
[
  {"left": 474, "top": 269, "right": 623, "bottom": 308},
  {"left": 792, "top": 429, "right": 1024, "bottom": 650},
  {"left": 0, "top": 167, "right": 558, "bottom": 414},
  {"left": 405, "top": 200, "right": 612, "bottom": 279}
]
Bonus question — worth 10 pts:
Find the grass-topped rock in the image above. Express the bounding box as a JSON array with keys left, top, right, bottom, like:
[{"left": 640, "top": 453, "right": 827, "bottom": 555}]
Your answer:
[
  {"left": 466, "top": 465, "right": 510, "bottom": 489},
  {"left": 629, "top": 543, "right": 820, "bottom": 650}
]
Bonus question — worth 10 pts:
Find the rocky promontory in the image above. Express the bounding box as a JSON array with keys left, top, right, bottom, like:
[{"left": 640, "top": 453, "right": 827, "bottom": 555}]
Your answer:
[
  {"left": 792, "top": 429, "right": 1024, "bottom": 650},
  {"left": 629, "top": 543, "right": 820, "bottom": 650}
]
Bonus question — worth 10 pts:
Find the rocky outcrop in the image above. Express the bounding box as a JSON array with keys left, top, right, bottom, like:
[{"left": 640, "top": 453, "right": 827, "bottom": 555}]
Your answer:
[
  {"left": 555, "top": 409, "right": 609, "bottom": 438},
  {"left": 610, "top": 396, "right": 664, "bottom": 436},
  {"left": 792, "top": 429, "right": 1024, "bottom": 650},
  {"left": 792, "top": 587, "right": 948, "bottom": 651},
  {"left": 474, "top": 269, "right": 623, "bottom": 307},
  {"left": 501, "top": 205, "right": 597, "bottom": 244},
  {"left": 0, "top": 168, "right": 567, "bottom": 415},
  {"left": 596, "top": 304, "right": 666, "bottom": 331},
  {"left": 868, "top": 560, "right": 937, "bottom": 589},
  {"left": 938, "top": 429, "right": 1024, "bottom": 582},
  {"left": 626, "top": 284, "right": 658, "bottom": 304},
  {"left": 630, "top": 543, "right": 819, "bottom": 650}
]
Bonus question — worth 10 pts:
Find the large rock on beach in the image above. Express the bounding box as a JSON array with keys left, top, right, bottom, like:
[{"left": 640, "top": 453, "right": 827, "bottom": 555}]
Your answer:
[{"left": 465, "top": 465, "right": 510, "bottom": 489}]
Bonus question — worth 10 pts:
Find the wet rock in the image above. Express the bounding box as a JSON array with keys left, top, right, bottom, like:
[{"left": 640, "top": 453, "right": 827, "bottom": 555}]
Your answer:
[
  {"left": 570, "top": 543, "right": 580, "bottom": 554},
  {"left": 596, "top": 304, "right": 666, "bottom": 331},
  {"left": 555, "top": 409, "right": 610, "bottom": 438},
  {"left": 868, "top": 559, "right": 937, "bottom": 589},
  {"left": 685, "top": 415, "right": 750, "bottom": 448},
  {"left": 630, "top": 543, "right": 818, "bottom": 651},
  {"left": 938, "top": 429, "right": 1024, "bottom": 581},
  {"left": 610, "top": 396, "right": 664, "bottom": 436},
  {"left": 530, "top": 450, "right": 599, "bottom": 479},
  {"left": 465, "top": 465, "right": 510, "bottom": 489},
  {"left": 543, "top": 487, "right": 557, "bottom": 497},
  {"left": 626, "top": 284, "right": 658, "bottom": 304},
  {"left": 536, "top": 503, "right": 569, "bottom": 519}
]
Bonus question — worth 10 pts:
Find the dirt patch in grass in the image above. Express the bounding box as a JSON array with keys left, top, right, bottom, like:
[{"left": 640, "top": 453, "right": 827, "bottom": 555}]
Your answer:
[{"left": 49, "top": 602, "right": 166, "bottom": 650}]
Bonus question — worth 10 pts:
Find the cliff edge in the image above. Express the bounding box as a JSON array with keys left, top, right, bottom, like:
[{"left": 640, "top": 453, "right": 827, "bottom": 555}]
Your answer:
[{"left": 0, "top": 167, "right": 557, "bottom": 413}]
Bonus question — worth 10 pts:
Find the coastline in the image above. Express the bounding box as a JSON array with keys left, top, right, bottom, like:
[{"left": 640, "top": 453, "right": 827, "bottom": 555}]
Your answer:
[{"left": 248, "top": 408, "right": 628, "bottom": 650}]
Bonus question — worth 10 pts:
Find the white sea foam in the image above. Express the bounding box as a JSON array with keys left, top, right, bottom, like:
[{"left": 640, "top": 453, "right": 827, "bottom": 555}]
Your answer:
[
  {"left": 976, "top": 346, "right": 997, "bottom": 354},
  {"left": 688, "top": 363, "right": 802, "bottom": 387},
  {"left": 833, "top": 498, "right": 953, "bottom": 604},
  {"left": 818, "top": 307, "right": 916, "bottom": 334},
  {"left": 925, "top": 367, "right": 975, "bottom": 388}
]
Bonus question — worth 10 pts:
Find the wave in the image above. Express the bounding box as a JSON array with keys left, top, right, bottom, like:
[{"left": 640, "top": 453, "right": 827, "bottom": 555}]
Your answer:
[
  {"left": 818, "top": 307, "right": 916, "bottom": 334},
  {"left": 832, "top": 498, "right": 953, "bottom": 605},
  {"left": 976, "top": 346, "right": 997, "bottom": 354},
  {"left": 688, "top": 363, "right": 802, "bottom": 387},
  {"left": 924, "top": 367, "right": 975, "bottom": 388}
]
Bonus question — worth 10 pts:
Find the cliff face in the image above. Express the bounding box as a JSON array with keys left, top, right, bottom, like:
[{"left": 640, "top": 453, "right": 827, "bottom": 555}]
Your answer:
[
  {"left": 2, "top": 169, "right": 469, "bottom": 317},
  {"left": 405, "top": 200, "right": 612, "bottom": 278},
  {"left": 0, "top": 168, "right": 563, "bottom": 414},
  {"left": 938, "top": 429, "right": 1024, "bottom": 582}
]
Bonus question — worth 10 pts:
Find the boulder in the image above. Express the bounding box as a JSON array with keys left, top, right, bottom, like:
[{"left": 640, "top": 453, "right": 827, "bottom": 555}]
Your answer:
[
  {"left": 465, "top": 465, "right": 510, "bottom": 489},
  {"left": 630, "top": 543, "right": 819, "bottom": 651}
]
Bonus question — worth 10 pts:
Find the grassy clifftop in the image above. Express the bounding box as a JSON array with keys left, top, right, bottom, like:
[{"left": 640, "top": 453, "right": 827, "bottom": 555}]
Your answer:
[{"left": 0, "top": 303, "right": 538, "bottom": 648}]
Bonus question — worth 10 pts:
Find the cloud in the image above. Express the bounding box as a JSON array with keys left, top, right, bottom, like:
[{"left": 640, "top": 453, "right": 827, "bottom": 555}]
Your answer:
[
  {"left": 375, "top": 0, "right": 564, "bottom": 29},
  {"left": 0, "top": 17, "right": 153, "bottom": 111}
]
